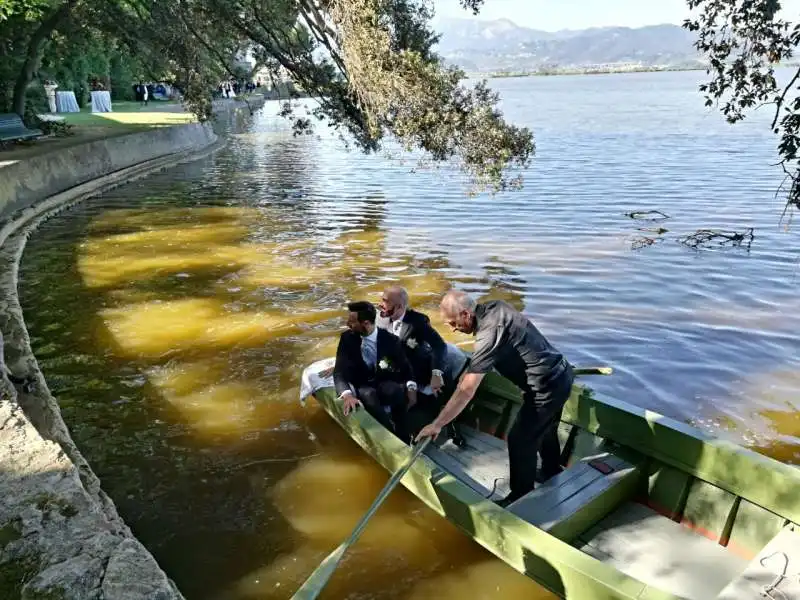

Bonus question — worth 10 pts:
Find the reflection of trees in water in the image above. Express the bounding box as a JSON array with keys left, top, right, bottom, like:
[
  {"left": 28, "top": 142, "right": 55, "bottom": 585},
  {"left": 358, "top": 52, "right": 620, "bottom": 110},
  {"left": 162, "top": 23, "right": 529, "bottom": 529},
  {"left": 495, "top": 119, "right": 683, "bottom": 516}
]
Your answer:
[{"left": 203, "top": 111, "right": 319, "bottom": 207}]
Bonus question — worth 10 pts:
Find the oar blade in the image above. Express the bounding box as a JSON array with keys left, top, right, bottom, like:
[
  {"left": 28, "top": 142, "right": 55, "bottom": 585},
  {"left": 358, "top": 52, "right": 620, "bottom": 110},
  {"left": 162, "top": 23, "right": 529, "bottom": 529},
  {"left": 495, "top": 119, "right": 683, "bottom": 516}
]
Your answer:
[{"left": 292, "top": 542, "right": 349, "bottom": 600}]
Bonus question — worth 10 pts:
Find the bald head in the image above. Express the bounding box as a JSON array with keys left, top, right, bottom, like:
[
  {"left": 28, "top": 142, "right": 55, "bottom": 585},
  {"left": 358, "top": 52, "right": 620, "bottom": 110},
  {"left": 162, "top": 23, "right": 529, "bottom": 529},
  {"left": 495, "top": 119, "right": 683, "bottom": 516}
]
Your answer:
[
  {"left": 386, "top": 285, "right": 408, "bottom": 308},
  {"left": 379, "top": 285, "right": 409, "bottom": 320},
  {"left": 440, "top": 290, "right": 477, "bottom": 334},
  {"left": 441, "top": 290, "right": 476, "bottom": 315}
]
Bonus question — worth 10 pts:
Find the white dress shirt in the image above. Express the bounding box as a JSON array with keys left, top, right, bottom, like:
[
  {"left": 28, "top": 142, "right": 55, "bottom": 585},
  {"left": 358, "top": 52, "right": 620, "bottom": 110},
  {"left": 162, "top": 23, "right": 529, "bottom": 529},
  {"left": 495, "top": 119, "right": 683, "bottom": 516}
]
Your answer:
[{"left": 390, "top": 310, "right": 406, "bottom": 336}]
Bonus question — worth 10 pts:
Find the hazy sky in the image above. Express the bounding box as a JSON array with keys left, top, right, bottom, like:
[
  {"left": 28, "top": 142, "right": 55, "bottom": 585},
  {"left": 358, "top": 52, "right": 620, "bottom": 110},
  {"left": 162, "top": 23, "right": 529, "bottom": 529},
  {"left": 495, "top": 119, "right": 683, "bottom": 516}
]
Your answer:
[{"left": 434, "top": 0, "right": 800, "bottom": 31}]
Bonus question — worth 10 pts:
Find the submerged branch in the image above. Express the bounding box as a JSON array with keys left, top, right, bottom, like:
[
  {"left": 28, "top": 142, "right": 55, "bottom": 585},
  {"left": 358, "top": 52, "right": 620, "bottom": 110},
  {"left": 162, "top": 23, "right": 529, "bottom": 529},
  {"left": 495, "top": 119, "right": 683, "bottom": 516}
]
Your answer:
[{"left": 678, "top": 228, "right": 755, "bottom": 251}]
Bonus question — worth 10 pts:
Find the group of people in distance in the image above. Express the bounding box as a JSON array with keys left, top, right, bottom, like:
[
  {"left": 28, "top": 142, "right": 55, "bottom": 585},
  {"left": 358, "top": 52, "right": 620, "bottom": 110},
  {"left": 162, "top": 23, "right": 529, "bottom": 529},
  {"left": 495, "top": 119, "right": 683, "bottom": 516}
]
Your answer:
[{"left": 332, "top": 286, "right": 575, "bottom": 506}]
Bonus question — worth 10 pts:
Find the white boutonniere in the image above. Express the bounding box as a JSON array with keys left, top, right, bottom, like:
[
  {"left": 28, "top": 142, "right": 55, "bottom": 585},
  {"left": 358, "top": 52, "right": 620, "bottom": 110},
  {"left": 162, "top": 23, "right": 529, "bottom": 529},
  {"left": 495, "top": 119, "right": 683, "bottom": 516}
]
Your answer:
[
  {"left": 406, "top": 338, "right": 418, "bottom": 349},
  {"left": 378, "top": 358, "right": 390, "bottom": 370}
]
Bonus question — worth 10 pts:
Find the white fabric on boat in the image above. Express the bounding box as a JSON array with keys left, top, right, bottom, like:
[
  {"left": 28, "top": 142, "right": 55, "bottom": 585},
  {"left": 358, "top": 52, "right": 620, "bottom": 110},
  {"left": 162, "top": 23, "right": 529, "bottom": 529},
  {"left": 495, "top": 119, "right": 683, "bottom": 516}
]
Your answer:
[
  {"left": 299, "top": 357, "right": 335, "bottom": 406},
  {"left": 298, "top": 343, "right": 468, "bottom": 406}
]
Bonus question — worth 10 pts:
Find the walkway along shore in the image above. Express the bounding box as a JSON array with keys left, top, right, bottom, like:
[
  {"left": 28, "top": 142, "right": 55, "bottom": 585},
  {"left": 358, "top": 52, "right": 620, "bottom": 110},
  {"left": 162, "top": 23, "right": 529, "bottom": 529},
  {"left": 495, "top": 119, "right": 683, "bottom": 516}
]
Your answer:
[{"left": 0, "top": 95, "right": 265, "bottom": 598}]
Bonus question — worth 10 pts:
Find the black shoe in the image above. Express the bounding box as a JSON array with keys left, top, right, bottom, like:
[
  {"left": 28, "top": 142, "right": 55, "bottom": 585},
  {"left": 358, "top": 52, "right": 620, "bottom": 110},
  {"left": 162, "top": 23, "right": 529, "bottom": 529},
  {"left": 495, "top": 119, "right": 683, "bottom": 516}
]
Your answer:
[
  {"left": 447, "top": 424, "right": 466, "bottom": 447},
  {"left": 536, "top": 465, "right": 564, "bottom": 484},
  {"left": 496, "top": 492, "right": 524, "bottom": 508}
]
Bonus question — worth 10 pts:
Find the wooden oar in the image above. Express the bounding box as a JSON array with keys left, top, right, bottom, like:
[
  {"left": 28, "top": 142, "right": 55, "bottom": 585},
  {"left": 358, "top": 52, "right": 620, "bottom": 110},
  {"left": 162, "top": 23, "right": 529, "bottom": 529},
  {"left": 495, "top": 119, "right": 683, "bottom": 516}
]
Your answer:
[
  {"left": 291, "top": 436, "right": 433, "bottom": 600},
  {"left": 573, "top": 365, "right": 613, "bottom": 376}
]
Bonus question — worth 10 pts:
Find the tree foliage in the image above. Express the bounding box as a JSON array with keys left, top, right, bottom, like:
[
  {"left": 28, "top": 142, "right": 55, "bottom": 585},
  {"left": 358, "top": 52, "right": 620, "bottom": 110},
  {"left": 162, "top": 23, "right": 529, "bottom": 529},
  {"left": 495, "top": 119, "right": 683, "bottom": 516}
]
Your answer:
[
  {"left": 0, "top": 0, "right": 534, "bottom": 192},
  {"left": 684, "top": 0, "right": 800, "bottom": 212}
]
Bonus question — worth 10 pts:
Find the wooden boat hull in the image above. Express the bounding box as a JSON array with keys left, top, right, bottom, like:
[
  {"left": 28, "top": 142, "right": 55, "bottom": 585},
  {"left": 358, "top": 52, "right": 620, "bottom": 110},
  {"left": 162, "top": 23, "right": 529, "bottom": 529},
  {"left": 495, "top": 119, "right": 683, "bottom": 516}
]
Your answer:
[{"left": 301, "top": 361, "right": 800, "bottom": 600}]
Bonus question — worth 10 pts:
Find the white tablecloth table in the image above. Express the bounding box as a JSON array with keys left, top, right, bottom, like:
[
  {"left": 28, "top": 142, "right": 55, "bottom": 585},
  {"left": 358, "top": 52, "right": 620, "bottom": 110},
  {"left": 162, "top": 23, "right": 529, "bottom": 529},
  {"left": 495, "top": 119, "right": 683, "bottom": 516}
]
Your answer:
[
  {"left": 55, "top": 91, "right": 79, "bottom": 113},
  {"left": 90, "top": 90, "right": 112, "bottom": 113}
]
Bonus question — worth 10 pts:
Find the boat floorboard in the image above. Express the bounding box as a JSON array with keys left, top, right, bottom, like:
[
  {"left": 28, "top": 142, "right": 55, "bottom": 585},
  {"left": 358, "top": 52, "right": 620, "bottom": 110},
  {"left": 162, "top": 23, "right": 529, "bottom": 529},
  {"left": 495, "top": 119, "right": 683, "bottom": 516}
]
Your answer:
[
  {"left": 425, "top": 426, "right": 511, "bottom": 500},
  {"left": 717, "top": 524, "right": 800, "bottom": 599},
  {"left": 574, "top": 501, "right": 749, "bottom": 600}
]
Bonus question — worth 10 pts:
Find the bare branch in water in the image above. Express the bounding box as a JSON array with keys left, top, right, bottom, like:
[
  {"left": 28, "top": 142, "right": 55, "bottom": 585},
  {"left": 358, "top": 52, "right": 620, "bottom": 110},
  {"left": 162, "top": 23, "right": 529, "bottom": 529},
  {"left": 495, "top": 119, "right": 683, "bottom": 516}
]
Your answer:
[
  {"left": 678, "top": 228, "right": 755, "bottom": 251},
  {"left": 625, "top": 210, "right": 671, "bottom": 221},
  {"left": 630, "top": 236, "right": 662, "bottom": 251}
]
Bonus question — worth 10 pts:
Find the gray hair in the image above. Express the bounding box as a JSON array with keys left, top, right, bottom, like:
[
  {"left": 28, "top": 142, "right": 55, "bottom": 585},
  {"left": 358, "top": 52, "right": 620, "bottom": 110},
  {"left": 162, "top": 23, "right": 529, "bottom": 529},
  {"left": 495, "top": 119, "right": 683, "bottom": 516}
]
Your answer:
[
  {"left": 440, "top": 289, "right": 476, "bottom": 315},
  {"left": 386, "top": 285, "right": 409, "bottom": 309}
]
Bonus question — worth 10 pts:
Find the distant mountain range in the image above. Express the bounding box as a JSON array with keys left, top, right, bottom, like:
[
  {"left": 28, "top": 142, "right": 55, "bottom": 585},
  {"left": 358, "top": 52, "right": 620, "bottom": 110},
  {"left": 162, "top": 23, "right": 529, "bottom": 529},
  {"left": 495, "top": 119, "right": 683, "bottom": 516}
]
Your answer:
[{"left": 432, "top": 18, "right": 706, "bottom": 74}]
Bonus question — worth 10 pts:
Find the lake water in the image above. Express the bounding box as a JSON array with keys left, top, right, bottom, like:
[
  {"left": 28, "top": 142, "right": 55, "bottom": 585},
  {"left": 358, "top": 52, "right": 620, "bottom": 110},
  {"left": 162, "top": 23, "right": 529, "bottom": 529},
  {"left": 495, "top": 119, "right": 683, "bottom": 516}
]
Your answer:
[{"left": 18, "top": 70, "right": 800, "bottom": 599}]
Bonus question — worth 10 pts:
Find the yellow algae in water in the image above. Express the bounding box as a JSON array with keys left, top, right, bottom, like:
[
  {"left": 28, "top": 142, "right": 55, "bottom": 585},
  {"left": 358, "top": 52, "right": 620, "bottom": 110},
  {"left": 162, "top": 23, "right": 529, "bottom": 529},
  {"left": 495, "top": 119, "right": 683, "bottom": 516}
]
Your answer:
[
  {"left": 164, "top": 381, "right": 257, "bottom": 434},
  {"left": 354, "top": 272, "right": 452, "bottom": 305},
  {"left": 149, "top": 358, "right": 305, "bottom": 437},
  {"left": 294, "top": 335, "right": 341, "bottom": 367},
  {"left": 85, "top": 223, "right": 249, "bottom": 249},
  {"left": 100, "top": 298, "right": 309, "bottom": 358},
  {"left": 745, "top": 369, "right": 800, "bottom": 411},
  {"left": 237, "top": 262, "right": 341, "bottom": 290},
  {"left": 408, "top": 559, "right": 559, "bottom": 600},
  {"left": 273, "top": 455, "right": 429, "bottom": 549},
  {"left": 87, "top": 205, "right": 261, "bottom": 232},
  {"left": 148, "top": 358, "right": 229, "bottom": 397},
  {"left": 226, "top": 546, "right": 334, "bottom": 600},
  {"left": 78, "top": 242, "right": 272, "bottom": 288}
]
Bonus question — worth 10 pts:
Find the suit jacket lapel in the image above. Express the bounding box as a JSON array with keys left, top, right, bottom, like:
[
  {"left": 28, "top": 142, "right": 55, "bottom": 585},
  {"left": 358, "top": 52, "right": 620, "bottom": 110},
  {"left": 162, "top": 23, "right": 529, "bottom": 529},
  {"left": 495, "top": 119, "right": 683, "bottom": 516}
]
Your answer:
[
  {"left": 375, "top": 329, "right": 387, "bottom": 371},
  {"left": 397, "top": 320, "right": 411, "bottom": 342}
]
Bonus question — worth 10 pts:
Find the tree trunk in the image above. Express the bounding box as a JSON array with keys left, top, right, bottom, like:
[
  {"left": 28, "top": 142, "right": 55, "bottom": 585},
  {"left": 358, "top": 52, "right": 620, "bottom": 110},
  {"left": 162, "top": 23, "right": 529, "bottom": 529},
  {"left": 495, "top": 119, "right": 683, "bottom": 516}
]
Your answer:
[{"left": 11, "top": 2, "right": 74, "bottom": 117}]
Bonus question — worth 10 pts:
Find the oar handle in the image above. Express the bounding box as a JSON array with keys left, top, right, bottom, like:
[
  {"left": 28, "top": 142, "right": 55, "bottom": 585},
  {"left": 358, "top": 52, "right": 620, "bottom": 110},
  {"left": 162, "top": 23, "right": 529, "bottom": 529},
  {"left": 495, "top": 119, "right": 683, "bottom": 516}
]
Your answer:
[{"left": 573, "top": 366, "right": 613, "bottom": 376}]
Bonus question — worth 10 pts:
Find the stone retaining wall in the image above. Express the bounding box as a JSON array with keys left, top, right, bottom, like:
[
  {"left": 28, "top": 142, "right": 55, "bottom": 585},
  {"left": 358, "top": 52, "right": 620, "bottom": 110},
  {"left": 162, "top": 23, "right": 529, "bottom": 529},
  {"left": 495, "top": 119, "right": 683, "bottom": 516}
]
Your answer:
[
  {"left": 0, "top": 123, "right": 217, "bottom": 220},
  {"left": 0, "top": 96, "right": 264, "bottom": 598}
]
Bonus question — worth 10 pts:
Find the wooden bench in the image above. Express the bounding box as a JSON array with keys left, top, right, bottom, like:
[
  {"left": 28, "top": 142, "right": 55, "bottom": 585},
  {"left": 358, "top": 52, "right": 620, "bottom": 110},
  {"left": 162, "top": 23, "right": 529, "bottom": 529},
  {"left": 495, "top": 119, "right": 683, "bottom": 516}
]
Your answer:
[
  {"left": 507, "top": 451, "right": 643, "bottom": 542},
  {"left": 0, "top": 113, "right": 44, "bottom": 144}
]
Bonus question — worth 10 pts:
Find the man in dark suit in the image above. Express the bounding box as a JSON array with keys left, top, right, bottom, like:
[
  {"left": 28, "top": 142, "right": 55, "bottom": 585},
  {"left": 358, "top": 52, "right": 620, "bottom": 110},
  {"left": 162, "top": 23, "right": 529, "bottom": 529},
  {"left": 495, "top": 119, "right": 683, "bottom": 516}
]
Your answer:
[
  {"left": 333, "top": 301, "right": 417, "bottom": 442},
  {"left": 378, "top": 286, "right": 465, "bottom": 445},
  {"left": 378, "top": 286, "right": 448, "bottom": 393}
]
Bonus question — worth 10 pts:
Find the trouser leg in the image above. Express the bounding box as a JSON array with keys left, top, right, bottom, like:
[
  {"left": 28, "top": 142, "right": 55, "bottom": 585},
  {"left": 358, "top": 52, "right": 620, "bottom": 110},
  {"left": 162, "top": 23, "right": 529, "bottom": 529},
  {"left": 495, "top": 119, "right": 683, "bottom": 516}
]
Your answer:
[
  {"left": 434, "top": 374, "right": 466, "bottom": 445},
  {"left": 536, "top": 366, "right": 575, "bottom": 480},
  {"left": 357, "top": 385, "right": 395, "bottom": 432},
  {"left": 507, "top": 399, "right": 544, "bottom": 499},
  {"left": 377, "top": 380, "right": 410, "bottom": 443},
  {"left": 506, "top": 369, "right": 574, "bottom": 500},
  {"left": 538, "top": 422, "right": 563, "bottom": 481},
  {"left": 406, "top": 392, "right": 435, "bottom": 440}
]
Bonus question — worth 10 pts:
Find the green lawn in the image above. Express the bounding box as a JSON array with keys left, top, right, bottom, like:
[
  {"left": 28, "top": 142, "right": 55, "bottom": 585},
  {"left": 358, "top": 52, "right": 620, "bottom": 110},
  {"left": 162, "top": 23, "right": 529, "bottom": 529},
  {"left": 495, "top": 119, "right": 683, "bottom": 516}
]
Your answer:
[{"left": 0, "top": 100, "right": 197, "bottom": 162}]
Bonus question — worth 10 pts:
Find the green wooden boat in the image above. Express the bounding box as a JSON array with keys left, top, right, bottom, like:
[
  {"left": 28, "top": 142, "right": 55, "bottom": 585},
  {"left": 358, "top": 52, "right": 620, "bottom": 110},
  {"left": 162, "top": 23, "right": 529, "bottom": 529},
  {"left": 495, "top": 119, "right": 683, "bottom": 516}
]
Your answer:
[{"left": 299, "top": 352, "right": 800, "bottom": 599}]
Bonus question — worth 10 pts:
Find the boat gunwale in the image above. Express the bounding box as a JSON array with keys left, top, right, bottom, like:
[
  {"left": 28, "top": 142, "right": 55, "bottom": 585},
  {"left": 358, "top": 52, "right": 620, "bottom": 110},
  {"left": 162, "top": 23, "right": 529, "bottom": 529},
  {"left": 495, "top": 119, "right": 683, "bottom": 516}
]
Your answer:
[
  {"left": 558, "top": 387, "right": 800, "bottom": 527},
  {"left": 307, "top": 383, "right": 684, "bottom": 600},
  {"left": 475, "top": 371, "right": 800, "bottom": 526}
]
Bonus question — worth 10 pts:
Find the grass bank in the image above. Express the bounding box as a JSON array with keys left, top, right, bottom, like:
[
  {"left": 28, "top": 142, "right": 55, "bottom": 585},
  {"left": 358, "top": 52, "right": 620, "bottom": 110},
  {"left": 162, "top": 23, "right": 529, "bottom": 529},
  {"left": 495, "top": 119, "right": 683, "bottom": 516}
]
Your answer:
[{"left": 1, "top": 100, "right": 196, "bottom": 162}]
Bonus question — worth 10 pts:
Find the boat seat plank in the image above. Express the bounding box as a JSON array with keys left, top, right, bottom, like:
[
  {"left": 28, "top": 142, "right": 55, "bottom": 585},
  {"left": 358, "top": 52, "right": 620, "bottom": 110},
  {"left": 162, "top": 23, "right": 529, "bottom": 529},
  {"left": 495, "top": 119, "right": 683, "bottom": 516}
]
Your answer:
[
  {"left": 457, "top": 425, "right": 506, "bottom": 452},
  {"left": 507, "top": 452, "right": 641, "bottom": 542},
  {"left": 425, "top": 427, "right": 511, "bottom": 500},
  {"left": 576, "top": 501, "right": 749, "bottom": 600},
  {"left": 716, "top": 523, "right": 800, "bottom": 599}
]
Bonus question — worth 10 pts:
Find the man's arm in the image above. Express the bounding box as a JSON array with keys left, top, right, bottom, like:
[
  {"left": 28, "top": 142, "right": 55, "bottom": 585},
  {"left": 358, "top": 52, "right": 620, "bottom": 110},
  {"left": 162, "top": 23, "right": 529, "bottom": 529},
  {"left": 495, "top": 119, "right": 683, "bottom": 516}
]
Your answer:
[
  {"left": 416, "top": 322, "right": 501, "bottom": 441},
  {"left": 431, "top": 371, "right": 485, "bottom": 428},
  {"left": 417, "top": 313, "right": 448, "bottom": 374},
  {"left": 333, "top": 334, "right": 354, "bottom": 398}
]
